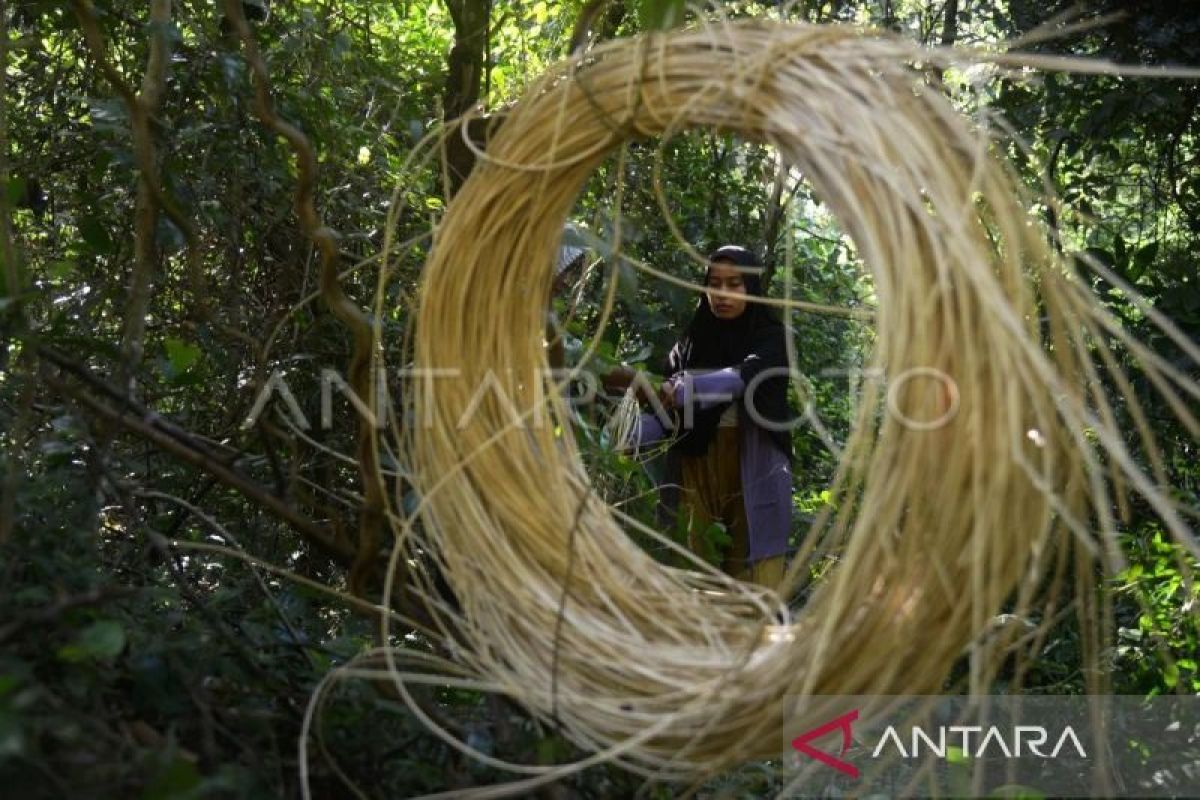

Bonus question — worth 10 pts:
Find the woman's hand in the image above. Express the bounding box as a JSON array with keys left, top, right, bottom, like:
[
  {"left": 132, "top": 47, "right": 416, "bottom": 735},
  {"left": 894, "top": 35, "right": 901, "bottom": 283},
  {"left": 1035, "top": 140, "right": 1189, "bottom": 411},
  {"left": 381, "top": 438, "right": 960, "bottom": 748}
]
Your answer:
[
  {"left": 601, "top": 364, "right": 637, "bottom": 394},
  {"left": 658, "top": 377, "right": 679, "bottom": 411}
]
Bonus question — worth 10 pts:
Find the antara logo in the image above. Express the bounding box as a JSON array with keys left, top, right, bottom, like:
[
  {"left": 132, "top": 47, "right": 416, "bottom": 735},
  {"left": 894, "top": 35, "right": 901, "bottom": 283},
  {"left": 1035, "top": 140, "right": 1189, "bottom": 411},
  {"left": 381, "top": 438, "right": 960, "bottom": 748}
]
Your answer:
[
  {"left": 791, "top": 708, "right": 1088, "bottom": 778},
  {"left": 871, "top": 724, "right": 1088, "bottom": 759}
]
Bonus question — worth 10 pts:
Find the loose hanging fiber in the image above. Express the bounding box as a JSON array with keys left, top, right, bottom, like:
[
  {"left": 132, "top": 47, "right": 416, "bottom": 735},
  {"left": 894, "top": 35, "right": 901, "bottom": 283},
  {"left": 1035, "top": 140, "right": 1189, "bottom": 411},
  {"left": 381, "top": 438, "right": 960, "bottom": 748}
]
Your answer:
[{"left": 382, "top": 17, "right": 1199, "bottom": 793}]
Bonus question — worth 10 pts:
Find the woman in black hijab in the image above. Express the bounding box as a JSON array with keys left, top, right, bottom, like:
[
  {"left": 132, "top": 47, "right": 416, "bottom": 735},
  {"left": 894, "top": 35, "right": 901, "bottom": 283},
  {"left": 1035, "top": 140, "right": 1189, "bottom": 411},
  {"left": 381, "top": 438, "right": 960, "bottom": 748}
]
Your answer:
[{"left": 638, "top": 245, "right": 796, "bottom": 587}]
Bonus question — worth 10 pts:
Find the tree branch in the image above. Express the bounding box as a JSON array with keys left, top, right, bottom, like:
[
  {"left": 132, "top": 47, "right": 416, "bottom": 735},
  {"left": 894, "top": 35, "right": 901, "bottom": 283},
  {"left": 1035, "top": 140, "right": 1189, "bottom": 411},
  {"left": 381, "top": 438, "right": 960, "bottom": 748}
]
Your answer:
[
  {"left": 70, "top": 0, "right": 176, "bottom": 390},
  {"left": 42, "top": 364, "right": 354, "bottom": 563},
  {"left": 442, "top": 0, "right": 492, "bottom": 196},
  {"left": 222, "top": 0, "right": 386, "bottom": 596}
]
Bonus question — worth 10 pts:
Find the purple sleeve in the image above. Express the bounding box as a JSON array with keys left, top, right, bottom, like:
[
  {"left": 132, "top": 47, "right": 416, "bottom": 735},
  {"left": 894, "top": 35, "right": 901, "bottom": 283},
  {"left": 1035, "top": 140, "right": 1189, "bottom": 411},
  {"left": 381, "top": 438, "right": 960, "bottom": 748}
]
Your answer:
[
  {"left": 675, "top": 368, "right": 745, "bottom": 410},
  {"left": 631, "top": 412, "right": 669, "bottom": 450}
]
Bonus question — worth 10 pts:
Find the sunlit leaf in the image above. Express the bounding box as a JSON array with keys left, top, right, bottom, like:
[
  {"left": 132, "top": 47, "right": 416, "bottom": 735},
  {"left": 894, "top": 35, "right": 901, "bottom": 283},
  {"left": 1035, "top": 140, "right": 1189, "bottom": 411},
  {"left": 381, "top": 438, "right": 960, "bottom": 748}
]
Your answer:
[
  {"left": 638, "top": 0, "right": 687, "bottom": 30},
  {"left": 163, "top": 337, "right": 201, "bottom": 380}
]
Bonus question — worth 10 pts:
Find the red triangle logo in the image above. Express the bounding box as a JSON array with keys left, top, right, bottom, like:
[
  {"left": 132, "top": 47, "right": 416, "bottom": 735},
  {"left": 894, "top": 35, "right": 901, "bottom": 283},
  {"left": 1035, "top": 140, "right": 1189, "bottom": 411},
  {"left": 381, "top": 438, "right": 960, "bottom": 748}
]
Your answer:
[{"left": 790, "top": 708, "right": 860, "bottom": 778}]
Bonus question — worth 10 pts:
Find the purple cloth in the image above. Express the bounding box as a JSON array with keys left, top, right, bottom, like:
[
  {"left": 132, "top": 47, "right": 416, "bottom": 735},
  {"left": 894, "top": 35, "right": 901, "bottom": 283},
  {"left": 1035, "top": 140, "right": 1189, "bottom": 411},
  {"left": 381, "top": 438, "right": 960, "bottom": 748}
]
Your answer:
[{"left": 632, "top": 370, "right": 793, "bottom": 562}]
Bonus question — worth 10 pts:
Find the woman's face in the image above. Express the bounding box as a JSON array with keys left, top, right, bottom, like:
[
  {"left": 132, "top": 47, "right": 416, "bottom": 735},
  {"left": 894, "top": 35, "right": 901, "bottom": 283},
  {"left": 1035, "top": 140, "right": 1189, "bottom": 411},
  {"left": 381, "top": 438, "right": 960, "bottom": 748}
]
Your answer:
[{"left": 705, "top": 261, "right": 749, "bottom": 320}]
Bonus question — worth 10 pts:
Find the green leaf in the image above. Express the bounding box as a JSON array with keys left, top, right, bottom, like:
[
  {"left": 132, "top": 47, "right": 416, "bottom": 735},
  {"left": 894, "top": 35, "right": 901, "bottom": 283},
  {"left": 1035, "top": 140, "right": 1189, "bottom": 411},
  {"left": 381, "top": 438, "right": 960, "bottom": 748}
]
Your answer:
[
  {"left": 5, "top": 177, "right": 27, "bottom": 205},
  {"left": 704, "top": 521, "right": 732, "bottom": 549},
  {"left": 1112, "top": 235, "right": 1128, "bottom": 269},
  {"left": 164, "top": 337, "right": 201, "bottom": 376},
  {"left": 49, "top": 260, "right": 77, "bottom": 280},
  {"left": 59, "top": 620, "right": 127, "bottom": 662},
  {"left": 535, "top": 734, "right": 571, "bottom": 764},
  {"left": 638, "top": 0, "right": 686, "bottom": 30},
  {"left": 79, "top": 217, "right": 115, "bottom": 255},
  {"left": 1132, "top": 242, "right": 1159, "bottom": 277},
  {"left": 1164, "top": 661, "right": 1179, "bottom": 689},
  {"left": 141, "top": 755, "right": 202, "bottom": 800}
]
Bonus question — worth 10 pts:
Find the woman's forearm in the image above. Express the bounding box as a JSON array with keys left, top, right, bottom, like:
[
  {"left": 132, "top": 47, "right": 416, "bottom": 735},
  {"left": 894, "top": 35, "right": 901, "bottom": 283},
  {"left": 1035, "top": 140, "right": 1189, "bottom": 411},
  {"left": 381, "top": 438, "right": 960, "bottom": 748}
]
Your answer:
[{"left": 674, "top": 368, "right": 745, "bottom": 409}]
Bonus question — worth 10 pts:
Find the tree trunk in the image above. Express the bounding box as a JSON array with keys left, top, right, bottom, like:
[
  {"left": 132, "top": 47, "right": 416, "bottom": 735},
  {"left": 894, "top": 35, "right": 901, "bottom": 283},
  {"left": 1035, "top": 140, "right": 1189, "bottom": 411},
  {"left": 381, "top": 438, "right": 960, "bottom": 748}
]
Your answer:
[
  {"left": 940, "top": 0, "right": 958, "bottom": 46},
  {"left": 442, "top": 0, "right": 491, "bottom": 196}
]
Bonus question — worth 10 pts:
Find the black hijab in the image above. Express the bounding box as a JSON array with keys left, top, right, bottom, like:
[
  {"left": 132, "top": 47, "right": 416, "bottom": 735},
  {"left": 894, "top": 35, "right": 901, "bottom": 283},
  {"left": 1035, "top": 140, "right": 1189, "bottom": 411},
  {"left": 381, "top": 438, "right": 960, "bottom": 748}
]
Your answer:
[{"left": 665, "top": 246, "right": 793, "bottom": 458}]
